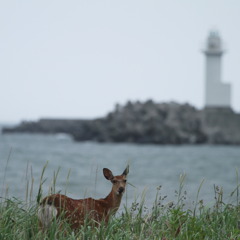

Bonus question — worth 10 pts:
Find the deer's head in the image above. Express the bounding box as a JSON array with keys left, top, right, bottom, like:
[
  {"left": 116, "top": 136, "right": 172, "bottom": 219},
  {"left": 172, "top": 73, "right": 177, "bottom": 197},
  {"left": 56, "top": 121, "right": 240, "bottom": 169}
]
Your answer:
[{"left": 103, "top": 166, "right": 129, "bottom": 196}]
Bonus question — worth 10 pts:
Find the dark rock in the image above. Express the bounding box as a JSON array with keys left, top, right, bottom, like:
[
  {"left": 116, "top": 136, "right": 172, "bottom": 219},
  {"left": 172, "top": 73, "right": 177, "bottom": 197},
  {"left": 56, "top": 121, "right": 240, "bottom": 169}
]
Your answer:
[
  {"left": 202, "top": 107, "right": 240, "bottom": 145},
  {"left": 2, "top": 101, "right": 240, "bottom": 145}
]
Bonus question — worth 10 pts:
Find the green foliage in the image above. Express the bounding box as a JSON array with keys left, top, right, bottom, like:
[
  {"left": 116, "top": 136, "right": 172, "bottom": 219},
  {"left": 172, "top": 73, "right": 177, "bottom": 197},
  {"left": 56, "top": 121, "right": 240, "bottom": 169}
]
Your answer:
[
  {"left": 1, "top": 167, "right": 240, "bottom": 239},
  {"left": 1, "top": 187, "right": 240, "bottom": 239}
]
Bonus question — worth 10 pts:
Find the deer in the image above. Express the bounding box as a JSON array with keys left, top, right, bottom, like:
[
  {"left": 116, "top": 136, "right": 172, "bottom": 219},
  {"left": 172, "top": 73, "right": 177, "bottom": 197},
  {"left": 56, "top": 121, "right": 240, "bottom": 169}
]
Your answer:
[{"left": 37, "top": 166, "right": 129, "bottom": 230}]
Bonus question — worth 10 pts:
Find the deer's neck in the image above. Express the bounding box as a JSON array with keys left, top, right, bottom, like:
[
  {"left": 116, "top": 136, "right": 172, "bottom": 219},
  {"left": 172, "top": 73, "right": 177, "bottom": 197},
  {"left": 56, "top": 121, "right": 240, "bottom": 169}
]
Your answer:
[{"left": 104, "top": 189, "right": 122, "bottom": 212}]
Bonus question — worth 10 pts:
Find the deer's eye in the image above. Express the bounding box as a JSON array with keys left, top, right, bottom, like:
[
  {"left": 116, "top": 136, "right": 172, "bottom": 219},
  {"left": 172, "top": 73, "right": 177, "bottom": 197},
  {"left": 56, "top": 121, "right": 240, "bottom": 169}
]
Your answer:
[
  {"left": 124, "top": 180, "right": 127, "bottom": 183},
  {"left": 112, "top": 180, "right": 117, "bottom": 184}
]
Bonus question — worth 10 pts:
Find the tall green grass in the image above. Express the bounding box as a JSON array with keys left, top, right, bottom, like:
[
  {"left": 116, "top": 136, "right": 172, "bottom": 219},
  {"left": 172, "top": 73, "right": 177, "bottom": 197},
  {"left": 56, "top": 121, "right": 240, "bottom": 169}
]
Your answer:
[{"left": 1, "top": 166, "right": 240, "bottom": 239}]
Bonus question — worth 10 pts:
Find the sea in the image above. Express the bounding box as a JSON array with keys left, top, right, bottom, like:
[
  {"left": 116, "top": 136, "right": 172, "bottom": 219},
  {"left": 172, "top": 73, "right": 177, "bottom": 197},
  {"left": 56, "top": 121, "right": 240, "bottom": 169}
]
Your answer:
[{"left": 1, "top": 126, "right": 240, "bottom": 211}]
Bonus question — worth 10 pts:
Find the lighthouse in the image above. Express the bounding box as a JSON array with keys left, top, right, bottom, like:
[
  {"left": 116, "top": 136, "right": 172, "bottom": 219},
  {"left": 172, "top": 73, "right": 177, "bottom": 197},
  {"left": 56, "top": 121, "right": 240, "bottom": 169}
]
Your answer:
[{"left": 203, "top": 31, "right": 231, "bottom": 108}]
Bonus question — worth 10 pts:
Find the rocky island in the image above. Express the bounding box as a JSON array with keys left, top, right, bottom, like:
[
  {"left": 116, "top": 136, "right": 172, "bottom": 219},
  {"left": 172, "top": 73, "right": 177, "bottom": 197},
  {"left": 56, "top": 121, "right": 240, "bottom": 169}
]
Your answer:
[{"left": 2, "top": 100, "right": 240, "bottom": 145}]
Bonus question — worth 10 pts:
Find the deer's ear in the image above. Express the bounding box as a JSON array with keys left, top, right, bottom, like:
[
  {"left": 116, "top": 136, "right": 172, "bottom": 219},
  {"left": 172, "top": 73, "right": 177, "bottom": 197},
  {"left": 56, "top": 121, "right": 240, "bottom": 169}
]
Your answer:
[
  {"left": 103, "top": 168, "right": 114, "bottom": 180},
  {"left": 122, "top": 165, "right": 129, "bottom": 177}
]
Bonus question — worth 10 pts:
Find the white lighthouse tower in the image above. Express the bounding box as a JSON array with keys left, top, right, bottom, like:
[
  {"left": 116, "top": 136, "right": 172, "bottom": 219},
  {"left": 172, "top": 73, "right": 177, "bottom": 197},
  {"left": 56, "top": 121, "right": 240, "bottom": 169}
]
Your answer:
[{"left": 203, "top": 31, "right": 231, "bottom": 108}]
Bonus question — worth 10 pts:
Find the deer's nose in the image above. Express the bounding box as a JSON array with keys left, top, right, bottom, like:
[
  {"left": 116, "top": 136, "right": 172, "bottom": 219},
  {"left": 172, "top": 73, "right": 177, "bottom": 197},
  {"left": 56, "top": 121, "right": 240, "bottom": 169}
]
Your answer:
[{"left": 118, "top": 187, "right": 124, "bottom": 194}]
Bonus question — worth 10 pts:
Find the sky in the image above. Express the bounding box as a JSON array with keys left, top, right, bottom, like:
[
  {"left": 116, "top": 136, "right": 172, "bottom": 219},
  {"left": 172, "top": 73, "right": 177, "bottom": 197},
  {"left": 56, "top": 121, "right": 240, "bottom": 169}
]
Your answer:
[{"left": 0, "top": 0, "right": 240, "bottom": 123}]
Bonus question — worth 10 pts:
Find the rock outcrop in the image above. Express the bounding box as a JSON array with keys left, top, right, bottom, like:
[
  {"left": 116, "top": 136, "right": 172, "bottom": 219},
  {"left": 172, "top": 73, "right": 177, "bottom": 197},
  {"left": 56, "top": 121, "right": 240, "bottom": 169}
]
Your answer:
[
  {"left": 2, "top": 101, "right": 240, "bottom": 145},
  {"left": 202, "top": 107, "right": 240, "bottom": 144}
]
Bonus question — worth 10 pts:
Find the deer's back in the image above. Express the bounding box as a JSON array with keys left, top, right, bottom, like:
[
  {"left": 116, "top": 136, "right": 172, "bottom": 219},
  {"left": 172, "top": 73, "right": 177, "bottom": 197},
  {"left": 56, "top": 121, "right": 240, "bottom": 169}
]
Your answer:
[{"left": 39, "top": 194, "right": 110, "bottom": 229}]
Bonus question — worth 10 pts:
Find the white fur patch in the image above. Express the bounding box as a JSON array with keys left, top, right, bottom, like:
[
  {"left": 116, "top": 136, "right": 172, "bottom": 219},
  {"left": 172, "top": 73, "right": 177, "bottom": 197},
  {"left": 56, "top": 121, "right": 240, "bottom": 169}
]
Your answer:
[{"left": 38, "top": 204, "right": 58, "bottom": 229}]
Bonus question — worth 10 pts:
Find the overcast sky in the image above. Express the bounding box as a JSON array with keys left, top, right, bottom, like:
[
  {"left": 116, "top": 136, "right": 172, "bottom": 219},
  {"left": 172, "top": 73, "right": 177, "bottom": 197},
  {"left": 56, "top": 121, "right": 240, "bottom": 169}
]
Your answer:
[{"left": 0, "top": 0, "right": 240, "bottom": 123}]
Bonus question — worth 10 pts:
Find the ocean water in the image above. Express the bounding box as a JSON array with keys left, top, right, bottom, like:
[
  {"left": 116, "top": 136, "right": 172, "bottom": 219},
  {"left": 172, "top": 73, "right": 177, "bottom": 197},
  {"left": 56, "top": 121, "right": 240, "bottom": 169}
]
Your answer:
[{"left": 1, "top": 131, "right": 240, "bottom": 210}]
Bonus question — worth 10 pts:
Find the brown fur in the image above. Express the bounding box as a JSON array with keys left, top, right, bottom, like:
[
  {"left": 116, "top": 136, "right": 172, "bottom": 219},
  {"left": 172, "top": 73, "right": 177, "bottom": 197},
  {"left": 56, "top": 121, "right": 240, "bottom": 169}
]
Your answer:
[{"left": 38, "top": 167, "right": 129, "bottom": 230}]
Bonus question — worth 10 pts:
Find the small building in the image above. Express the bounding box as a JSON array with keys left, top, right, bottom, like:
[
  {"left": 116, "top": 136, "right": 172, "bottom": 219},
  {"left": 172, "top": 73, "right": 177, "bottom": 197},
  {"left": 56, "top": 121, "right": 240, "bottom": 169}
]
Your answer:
[{"left": 203, "top": 31, "right": 231, "bottom": 108}]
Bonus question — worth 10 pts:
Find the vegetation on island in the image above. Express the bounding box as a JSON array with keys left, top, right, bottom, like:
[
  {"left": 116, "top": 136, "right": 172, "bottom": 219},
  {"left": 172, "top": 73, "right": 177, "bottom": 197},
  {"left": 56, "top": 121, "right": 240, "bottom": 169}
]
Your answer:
[{"left": 1, "top": 168, "right": 240, "bottom": 239}]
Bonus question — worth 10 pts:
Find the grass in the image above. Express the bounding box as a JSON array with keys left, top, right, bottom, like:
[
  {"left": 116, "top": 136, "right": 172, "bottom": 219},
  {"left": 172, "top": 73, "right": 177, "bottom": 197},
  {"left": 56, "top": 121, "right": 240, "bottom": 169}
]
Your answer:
[{"left": 1, "top": 167, "right": 240, "bottom": 239}]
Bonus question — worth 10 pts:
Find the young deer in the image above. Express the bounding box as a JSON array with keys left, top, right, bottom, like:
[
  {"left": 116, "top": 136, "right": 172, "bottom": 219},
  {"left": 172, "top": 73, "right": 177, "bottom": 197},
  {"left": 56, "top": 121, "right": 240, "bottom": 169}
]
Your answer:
[{"left": 38, "top": 166, "right": 129, "bottom": 230}]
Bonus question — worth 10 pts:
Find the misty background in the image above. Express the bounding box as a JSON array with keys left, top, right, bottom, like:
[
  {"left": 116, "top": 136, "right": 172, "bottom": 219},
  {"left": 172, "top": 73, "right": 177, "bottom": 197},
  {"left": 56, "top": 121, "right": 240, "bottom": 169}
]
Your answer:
[{"left": 0, "top": 0, "right": 240, "bottom": 123}]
